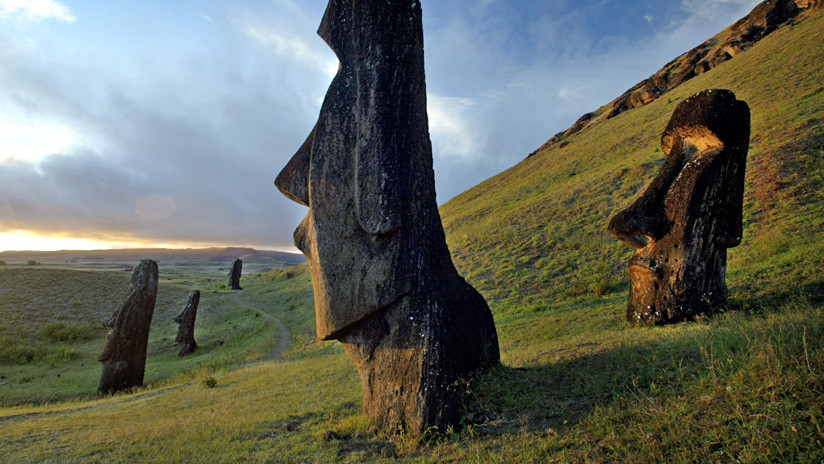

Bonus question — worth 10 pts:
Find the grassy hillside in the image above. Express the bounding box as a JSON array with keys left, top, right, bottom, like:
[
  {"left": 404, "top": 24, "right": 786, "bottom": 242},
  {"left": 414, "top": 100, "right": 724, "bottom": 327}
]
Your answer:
[
  {"left": 0, "top": 8, "right": 822, "bottom": 464},
  {"left": 0, "top": 266, "right": 283, "bottom": 405}
]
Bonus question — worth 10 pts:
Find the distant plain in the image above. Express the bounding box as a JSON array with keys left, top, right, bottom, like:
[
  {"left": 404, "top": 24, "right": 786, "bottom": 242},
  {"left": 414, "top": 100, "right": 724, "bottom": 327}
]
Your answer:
[{"left": 1, "top": 7, "right": 822, "bottom": 463}]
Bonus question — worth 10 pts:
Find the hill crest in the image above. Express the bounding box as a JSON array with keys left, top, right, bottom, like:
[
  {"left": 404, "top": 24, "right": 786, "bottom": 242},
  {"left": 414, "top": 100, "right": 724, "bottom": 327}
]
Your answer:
[{"left": 531, "top": 0, "right": 822, "bottom": 156}]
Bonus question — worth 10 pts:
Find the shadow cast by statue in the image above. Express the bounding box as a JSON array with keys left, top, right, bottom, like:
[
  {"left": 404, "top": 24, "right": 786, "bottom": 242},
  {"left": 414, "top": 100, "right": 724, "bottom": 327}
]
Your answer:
[{"left": 466, "top": 281, "right": 823, "bottom": 437}]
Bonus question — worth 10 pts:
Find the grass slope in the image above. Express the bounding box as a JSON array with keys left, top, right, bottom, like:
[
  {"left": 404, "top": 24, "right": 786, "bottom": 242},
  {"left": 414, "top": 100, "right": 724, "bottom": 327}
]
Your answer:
[
  {"left": 1, "top": 9, "right": 823, "bottom": 464},
  {"left": 0, "top": 266, "right": 281, "bottom": 406}
]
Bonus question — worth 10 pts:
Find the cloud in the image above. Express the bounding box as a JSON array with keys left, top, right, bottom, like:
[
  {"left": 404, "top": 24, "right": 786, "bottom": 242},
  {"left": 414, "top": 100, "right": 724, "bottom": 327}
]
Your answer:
[
  {"left": 238, "top": 22, "right": 335, "bottom": 73},
  {"left": 0, "top": 0, "right": 76, "bottom": 23},
  {"left": 0, "top": 114, "right": 79, "bottom": 163},
  {"left": 420, "top": 0, "right": 767, "bottom": 203},
  {"left": 135, "top": 195, "right": 177, "bottom": 221},
  {"left": 229, "top": 2, "right": 337, "bottom": 77},
  {"left": 0, "top": 0, "right": 773, "bottom": 248},
  {"left": 680, "top": 0, "right": 761, "bottom": 19},
  {"left": 0, "top": 4, "right": 326, "bottom": 248},
  {"left": 427, "top": 95, "right": 478, "bottom": 160}
]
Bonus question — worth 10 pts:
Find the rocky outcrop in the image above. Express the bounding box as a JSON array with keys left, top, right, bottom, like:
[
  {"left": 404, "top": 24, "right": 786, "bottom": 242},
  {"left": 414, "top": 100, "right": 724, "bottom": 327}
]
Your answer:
[
  {"left": 174, "top": 290, "right": 199, "bottom": 356},
  {"left": 608, "top": 90, "right": 750, "bottom": 325},
  {"left": 98, "top": 260, "right": 158, "bottom": 394},
  {"left": 228, "top": 258, "right": 242, "bottom": 290},
  {"left": 275, "top": 0, "right": 500, "bottom": 436},
  {"left": 535, "top": 0, "right": 815, "bottom": 154}
]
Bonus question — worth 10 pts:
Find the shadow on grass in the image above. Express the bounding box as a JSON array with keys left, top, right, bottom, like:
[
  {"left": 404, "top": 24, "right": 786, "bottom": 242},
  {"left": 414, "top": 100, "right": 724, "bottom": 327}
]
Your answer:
[
  {"left": 467, "top": 282, "right": 824, "bottom": 436},
  {"left": 468, "top": 339, "right": 703, "bottom": 434},
  {"left": 730, "top": 279, "right": 824, "bottom": 312}
]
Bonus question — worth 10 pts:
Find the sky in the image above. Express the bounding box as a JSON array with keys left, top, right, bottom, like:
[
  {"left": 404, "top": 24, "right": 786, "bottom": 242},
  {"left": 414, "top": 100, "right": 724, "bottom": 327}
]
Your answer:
[{"left": 0, "top": 0, "right": 762, "bottom": 251}]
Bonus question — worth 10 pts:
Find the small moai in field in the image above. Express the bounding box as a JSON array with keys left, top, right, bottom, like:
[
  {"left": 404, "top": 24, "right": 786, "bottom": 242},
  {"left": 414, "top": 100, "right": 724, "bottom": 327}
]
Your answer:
[
  {"left": 275, "top": 0, "right": 499, "bottom": 436},
  {"left": 228, "top": 258, "right": 242, "bottom": 290},
  {"left": 608, "top": 89, "right": 750, "bottom": 325},
  {"left": 174, "top": 290, "right": 200, "bottom": 356},
  {"left": 98, "top": 259, "right": 158, "bottom": 394}
]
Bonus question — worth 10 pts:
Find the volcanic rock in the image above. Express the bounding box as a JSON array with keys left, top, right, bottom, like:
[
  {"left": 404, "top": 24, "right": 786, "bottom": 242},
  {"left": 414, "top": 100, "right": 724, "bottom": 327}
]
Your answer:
[
  {"left": 228, "top": 258, "right": 242, "bottom": 290},
  {"left": 275, "top": 0, "right": 500, "bottom": 436},
  {"left": 608, "top": 89, "right": 750, "bottom": 325},
  {"left": 98, "top": 259, "right": 158, "bottom": 394},
  {"left": 174, "top": 290, "right": 199, "bottom": 356}
]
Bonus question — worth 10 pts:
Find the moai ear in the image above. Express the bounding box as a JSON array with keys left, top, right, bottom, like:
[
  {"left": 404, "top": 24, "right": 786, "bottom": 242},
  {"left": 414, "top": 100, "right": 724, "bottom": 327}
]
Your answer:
[
  {"left": 715, "top": 99, "right": 750, "bottom": 247},
  {"left": 354, "top": 120, "right": 402, "bottom": 236},
  {"left": 275, "top": 124, "right": 314, "bottom": 207}
]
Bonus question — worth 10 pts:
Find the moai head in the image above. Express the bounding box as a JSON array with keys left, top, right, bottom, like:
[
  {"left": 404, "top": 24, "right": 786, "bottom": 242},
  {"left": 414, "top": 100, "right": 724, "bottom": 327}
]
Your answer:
[
  {"left": 276, "top": 0, "right": 434, "bottom": 341},
  {"left": 174, "top": 290, "right": 200, "bottom": 356},
  {"left": 229, "top": 259, "right": 242, "bottom": 290},
  {"left": 274, "top": 0, "right": 499, "bottom": 435},
  {"left": 98, "top": 259, "right": 158, "bottom": 393},
  {"left": 608, "top": 89, "right": 750, "bottom": 325}
]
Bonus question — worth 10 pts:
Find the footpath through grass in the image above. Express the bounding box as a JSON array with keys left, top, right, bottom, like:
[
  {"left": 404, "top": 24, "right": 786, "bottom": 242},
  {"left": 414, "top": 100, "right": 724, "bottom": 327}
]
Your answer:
[{"left": 1, "top": 8, "right": 823, "bottom": 464}]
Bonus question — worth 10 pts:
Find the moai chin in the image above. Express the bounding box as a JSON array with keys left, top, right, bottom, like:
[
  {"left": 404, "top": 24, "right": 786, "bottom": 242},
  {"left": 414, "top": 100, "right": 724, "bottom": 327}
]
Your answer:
[
  {"left": 98, "top": 259, "right": 158, "bottom": 394},
  {"left": 608, "top": 89, "right": 750, "bottom": 325},
  {"left": 275, "top": 0, "right": 500, "bottom": 435},
  {"left": 228, "top": 258, "right": 242, "bottom": 290},
  {"left": 174, "top": 290, "right": 200, "bottom": 356}
]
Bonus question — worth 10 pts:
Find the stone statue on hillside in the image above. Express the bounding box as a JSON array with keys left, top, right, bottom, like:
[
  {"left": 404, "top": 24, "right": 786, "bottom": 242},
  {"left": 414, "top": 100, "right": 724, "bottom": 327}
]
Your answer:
[
  {"left": 228, "top": 258, "right": 242, "bottom": 290},
  {"left": 608, "top": 89, "right": 750, "bottom": 325},
  {"left": 98, "top": 259, "right": 159, "bottom": 394},
  {"left": 174, "top": 290, "right": 200, "bottom": 356},
  {"left": 275, "top": 0, "right": 499, "bottom": 436}
]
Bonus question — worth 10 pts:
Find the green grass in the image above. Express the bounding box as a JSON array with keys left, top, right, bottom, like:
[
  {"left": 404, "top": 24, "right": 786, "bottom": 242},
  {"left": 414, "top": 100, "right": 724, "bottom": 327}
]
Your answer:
[
  {"left": 0, "top": 266, "right": 280, "bottom": 405},
  {"left": 1, "top": 8, "right": 823, "bottom": 463}
]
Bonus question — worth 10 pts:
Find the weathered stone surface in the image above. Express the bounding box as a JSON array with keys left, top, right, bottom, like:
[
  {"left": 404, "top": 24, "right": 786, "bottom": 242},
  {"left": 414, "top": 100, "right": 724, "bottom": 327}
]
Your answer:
[
  {"left": 608, "top": 89, "right": 750, "bottom": 325},
  {"left": 174, "top": 290, "right": 199, "bottom": 356},
  {"left": 228, "top": 258, "right": 242, "bottom": 290},
  {"left": 275, "top": 0, "right": 499, "bottom": 435},
  {"left": 98, "top": 260, "right": 158, "bottom": 394}
]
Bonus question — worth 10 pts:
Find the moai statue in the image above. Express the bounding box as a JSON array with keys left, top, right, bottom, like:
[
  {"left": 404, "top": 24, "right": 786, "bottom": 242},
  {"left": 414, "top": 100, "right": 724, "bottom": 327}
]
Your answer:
[
  {"left": 228, "top": 258, "right": 242, "bottom": 290},
  {"left": 174, "top": 290, "right": 200, "bottom": 356},
  {"left": 608, "top": 89, "right": 750, "bottom": 325},
  {"left": 98, "top": 259, "right": 159, "bottom": 394},
  {"left": 275, "top": 0, "right": 500, "bottom": 436}
]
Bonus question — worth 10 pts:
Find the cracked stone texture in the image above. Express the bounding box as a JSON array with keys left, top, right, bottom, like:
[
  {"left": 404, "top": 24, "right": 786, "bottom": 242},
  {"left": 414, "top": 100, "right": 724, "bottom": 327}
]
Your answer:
[
  {"left": 609, "top": 89, "right": 750, "bottom": 325},
  {"left": 228, "top": 258, "right": 242, "bottom": 290},
  {"left": 98, "top": 259, "right": 158, "bottom": 394},
  {"left": 275, "top": 0, "right": 499, "bottom": 435},
  {"left": 174, "top": 290, "right": 199, "bottom": 357}
]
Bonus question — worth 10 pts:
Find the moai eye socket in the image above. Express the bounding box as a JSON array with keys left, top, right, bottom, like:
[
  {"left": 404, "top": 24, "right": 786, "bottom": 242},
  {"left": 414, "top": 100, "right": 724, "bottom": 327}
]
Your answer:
[{"left": 609, "top": 89, "right": 750, "bottom": 325}]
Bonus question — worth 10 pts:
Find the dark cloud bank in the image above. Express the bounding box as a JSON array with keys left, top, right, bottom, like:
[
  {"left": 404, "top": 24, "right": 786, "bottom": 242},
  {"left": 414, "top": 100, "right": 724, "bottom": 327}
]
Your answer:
[{"left": 0, "top": 0, "right": 760, "bottom": 249}]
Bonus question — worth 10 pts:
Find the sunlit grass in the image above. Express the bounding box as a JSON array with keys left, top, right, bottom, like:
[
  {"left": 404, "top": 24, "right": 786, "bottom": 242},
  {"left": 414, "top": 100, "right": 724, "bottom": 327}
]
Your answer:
[{"left": 0, "top": 9, "right": 823, "bottom": 463}]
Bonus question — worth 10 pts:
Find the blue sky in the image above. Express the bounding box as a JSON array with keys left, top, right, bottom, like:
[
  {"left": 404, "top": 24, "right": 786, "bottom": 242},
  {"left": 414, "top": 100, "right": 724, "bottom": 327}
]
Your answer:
[{"left": 0, "top": 0, "right": 761, "bottom": 251}]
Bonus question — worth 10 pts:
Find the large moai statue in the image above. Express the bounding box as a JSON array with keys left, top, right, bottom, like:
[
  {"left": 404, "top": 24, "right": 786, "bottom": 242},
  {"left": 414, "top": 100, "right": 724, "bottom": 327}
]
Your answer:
[
  {"left": 275, "top": 0, "right": 500, "bottom": 435},
  {"left": 608, "top": 89, "right": 750, "bottom": 325},
  {"left": 98, "top": 259, "right": 159, "bottom": 394},
  {"left": 174, "top": 290, "right": 200, "bottom": 356},
  {"left": 228, "top": 258, "right": 242, "bottom": 290}
]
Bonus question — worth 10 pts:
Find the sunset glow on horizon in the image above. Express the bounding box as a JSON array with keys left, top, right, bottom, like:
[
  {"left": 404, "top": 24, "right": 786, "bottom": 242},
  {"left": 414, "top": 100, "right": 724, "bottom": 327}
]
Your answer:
[
  {"left": 0, "top": 230, "right": 296, "bottom": 253},
  {"left": 0, "top": 0, "right": 762, "bottom": 252}
]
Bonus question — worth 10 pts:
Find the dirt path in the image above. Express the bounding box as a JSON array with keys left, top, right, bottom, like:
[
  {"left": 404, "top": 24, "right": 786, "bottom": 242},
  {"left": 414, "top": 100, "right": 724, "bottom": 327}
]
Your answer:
[
  {"left": 0, "top": 293, "right": 292, "bottom": 425},
  {"left": 229, "top": 293, "right": 291, "bottom": 361}
]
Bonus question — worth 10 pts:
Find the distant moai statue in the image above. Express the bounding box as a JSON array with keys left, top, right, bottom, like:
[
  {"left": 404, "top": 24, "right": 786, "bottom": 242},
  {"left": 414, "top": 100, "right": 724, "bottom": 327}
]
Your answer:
[
  {"left": 275, "top": 0, "right": 499, "bottom": 436},
  {"left": 98, "top": 259, "right": 158, "bottom": 394},
  {"left": 174, "top": 290, "right": 200, "bottom": 356},
  {"left": 228, "top": 258, "right": 242, "bottom": 290},
  {"left": 608, "top": 89, "right": 750, "bottom": 325}
]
